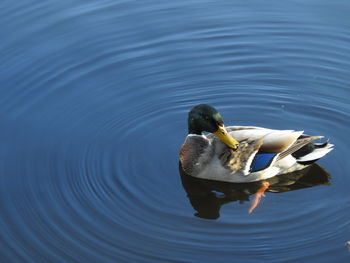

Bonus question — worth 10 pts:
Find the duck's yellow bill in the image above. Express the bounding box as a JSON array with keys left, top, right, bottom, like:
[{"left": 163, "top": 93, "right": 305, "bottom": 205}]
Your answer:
[{"left": 214, "top": 126, "right": 239, "bottom": 150}]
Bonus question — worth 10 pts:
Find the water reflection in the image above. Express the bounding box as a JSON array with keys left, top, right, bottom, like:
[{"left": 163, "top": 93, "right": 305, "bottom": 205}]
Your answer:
[{"left": 179, "top": 163, "right": 330, "bottom": 219}]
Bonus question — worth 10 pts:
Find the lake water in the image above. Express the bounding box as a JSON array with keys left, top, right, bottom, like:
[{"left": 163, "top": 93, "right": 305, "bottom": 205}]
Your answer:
[{"left": 1, "top": 1, "right": 350, "bottom": 262}]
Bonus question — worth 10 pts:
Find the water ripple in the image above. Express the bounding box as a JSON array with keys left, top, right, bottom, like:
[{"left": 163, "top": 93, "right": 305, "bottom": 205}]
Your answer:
[{"left": 1, "top": 1, "right": 350, "bottom": 262}]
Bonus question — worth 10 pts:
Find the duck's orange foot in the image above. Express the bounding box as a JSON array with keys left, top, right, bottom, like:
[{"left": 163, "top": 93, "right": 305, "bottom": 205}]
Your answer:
[{"left": 248, "top": 181, "right": 270, "bottom": 214}]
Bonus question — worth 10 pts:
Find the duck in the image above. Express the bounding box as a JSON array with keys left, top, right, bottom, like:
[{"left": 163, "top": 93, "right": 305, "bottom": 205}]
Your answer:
[{"left": 179, "top": 104, "right": 334, "bottom": 183}]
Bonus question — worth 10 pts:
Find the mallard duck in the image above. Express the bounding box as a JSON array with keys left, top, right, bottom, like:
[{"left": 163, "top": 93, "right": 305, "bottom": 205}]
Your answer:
[{"left": 180, "top": 104, "right": 333, "bottom": 183}]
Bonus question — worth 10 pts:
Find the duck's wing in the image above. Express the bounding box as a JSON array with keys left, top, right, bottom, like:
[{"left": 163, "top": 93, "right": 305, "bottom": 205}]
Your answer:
[
  {"left": 226, "top": 126, "right": 303, "bottom": 153},
  {"left": 248, "top": 134, "right": 326, "bottom": 172},
  {"left": 223, "top": 126, "right": 324, "bottom": 174},
  {"left": 227, "top": 126, "right": 333, "bottom": 172}
]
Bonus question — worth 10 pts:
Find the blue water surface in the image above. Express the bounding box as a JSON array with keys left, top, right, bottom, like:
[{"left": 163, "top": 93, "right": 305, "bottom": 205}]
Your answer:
[{"left": 1, "top": 1, "right": 350, "bottom": 262}]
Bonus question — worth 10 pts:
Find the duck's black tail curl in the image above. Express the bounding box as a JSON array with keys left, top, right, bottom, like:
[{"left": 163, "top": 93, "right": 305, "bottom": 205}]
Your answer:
[{"left": 292, "top": 136, "right": 334, "bottom": 165}]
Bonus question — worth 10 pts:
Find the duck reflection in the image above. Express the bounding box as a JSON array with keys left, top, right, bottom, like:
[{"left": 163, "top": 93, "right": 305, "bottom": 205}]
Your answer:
[{"left": 179, "top": 163, "right": 330, "bottom": 219}]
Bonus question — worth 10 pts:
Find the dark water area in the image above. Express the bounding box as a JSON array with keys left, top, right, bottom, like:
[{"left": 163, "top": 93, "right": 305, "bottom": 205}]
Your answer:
[{"left": 1, "top": 1, "right": 350, "bottom": 262}]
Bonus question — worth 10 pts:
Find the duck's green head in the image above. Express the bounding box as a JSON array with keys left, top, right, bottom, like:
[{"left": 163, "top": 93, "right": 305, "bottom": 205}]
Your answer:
[{"left": 188, "top": 104, "right": 239, "bottom": 149}]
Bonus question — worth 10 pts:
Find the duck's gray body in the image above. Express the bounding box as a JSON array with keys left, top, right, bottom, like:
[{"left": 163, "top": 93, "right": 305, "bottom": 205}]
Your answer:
[{"left": 180, "top": 126, "right": 333, "bottom": 183}]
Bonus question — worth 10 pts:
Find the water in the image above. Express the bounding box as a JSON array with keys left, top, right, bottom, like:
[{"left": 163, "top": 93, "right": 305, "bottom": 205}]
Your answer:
[{"left": 1, "top": 1, "right": 350, "bottom": 262}]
